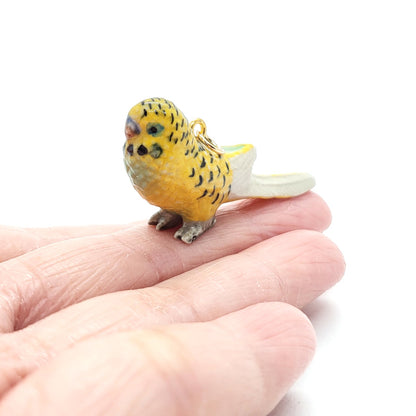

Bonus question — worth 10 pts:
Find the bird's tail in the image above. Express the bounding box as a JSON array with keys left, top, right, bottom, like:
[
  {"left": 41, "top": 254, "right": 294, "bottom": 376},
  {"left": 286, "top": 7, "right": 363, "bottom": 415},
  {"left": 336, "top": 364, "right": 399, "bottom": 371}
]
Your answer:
[
  {"left": 225, "top": 144, "right": 315, "bottom": 201},
  {"left": 228, "top": 172, "right": 315, "bottom": 201}
]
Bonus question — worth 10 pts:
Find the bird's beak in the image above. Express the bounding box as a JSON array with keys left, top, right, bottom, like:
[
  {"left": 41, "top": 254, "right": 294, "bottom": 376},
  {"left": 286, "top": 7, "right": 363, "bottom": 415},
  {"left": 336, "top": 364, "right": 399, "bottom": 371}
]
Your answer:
[
  {"left": 125, "top": 125, "right": 136, "bottom": 139},
  {"left": 125, "top": 116, "right": 141, "bottom": 139}
]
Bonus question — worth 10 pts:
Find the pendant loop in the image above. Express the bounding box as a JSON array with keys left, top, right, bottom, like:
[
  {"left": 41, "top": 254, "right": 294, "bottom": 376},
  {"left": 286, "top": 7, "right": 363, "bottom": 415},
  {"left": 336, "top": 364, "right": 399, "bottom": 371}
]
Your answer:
[{"left": 190, "top": 119, "right": 224, "bottom": 155}]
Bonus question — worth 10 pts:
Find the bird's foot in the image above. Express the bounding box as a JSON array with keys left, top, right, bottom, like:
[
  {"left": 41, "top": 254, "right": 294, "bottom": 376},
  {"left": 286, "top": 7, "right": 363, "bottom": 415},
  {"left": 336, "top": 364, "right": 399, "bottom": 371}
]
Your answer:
[
  {"left": 174, "top": 217, "right": 216, "bottom": 244},
  {"left": 148, "top": 209, "right": 182, "bottom": 230}
]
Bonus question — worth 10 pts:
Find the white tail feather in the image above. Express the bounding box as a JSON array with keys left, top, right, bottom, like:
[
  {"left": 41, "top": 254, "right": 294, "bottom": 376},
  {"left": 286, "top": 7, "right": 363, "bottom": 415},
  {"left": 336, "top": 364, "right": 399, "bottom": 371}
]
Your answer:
[
  {"left": 249, "top": 173, "right": 315, "bottom": 197},
  {"left": 226, "top": 145, "right": 315, "bottom": 200},
  {"left": 229, "top": 172, "right": 315, "bottom": 200}
]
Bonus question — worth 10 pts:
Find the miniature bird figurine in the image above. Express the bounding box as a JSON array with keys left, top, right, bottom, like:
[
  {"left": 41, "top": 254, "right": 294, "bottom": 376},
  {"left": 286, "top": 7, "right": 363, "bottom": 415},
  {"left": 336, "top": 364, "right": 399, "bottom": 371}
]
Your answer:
[{"left": 123, "top": 98, "right": 315, "bottom": 244}]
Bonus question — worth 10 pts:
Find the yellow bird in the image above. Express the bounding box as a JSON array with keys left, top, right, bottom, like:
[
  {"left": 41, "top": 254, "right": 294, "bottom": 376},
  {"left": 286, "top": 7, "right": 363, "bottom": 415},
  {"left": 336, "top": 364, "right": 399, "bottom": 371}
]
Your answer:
[{"left": 123, "top": 98, "right": 315, "bottom": 243}]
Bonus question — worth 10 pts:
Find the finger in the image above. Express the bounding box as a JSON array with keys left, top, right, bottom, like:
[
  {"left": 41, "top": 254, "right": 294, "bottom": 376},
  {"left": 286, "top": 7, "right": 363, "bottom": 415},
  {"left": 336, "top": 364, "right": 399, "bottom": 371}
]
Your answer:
[
  {"left": 0, "top": 303, "right": 316, "bottom": 416},
  {"left": 0, "top": 230, "right": 344, "bottom": 395},
  {"left": 0, "top": 223, "right": 136, "bottom": 262},
  {"left": 0, "top": 191, "right": 329, "bottom": 262},
  {"left": 0, "top": 192, "right": 331, "bottom": 331},
  {"left": 0, "top": 191, "right": 331, "bottom": 263}
]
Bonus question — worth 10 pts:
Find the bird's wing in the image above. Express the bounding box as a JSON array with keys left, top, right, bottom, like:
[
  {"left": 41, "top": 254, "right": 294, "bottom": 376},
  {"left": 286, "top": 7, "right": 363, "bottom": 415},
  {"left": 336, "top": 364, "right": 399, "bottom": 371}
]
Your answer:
[{"left": 224, "top": 144, "right": 257, "bottom": 201}]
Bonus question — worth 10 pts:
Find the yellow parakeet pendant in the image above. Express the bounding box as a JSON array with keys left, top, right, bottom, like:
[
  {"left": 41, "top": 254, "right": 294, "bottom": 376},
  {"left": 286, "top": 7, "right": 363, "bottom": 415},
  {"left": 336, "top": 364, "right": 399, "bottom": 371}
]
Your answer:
[{"left": 123, "top": 98, "right": 315, "bottom": 244}]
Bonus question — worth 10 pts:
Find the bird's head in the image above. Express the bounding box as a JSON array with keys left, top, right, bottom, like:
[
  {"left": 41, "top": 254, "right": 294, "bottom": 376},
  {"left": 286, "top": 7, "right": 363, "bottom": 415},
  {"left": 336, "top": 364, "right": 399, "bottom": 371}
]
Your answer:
[{"left": 123, "top": 98, "right": 190, "bottom": 162}]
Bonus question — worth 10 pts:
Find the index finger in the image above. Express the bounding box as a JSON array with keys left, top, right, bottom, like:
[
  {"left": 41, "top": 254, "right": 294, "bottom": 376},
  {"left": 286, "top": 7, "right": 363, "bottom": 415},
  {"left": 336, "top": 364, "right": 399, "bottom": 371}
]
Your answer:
[{"left": 0, "top": 192, "right": 329, "bottom": 262}]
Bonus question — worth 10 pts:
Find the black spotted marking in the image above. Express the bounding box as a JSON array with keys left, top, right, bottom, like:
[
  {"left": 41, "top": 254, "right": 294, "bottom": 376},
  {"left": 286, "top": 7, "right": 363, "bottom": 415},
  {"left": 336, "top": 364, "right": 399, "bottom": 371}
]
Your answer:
[
  {"left": 171, "top": 113, "right": 174, "bottom": 124},
  {"left": 155, "top": 111, "right": 158, "bottom": 115},
  {"left": 216, "top": 165, "right": 221, "bottom": 178},
  {"left": 181, "top": 132, "right": 185, "bottom": 141},
  {"left": 189, "top": 167, "right": 195, "bottom": 177},
  {"left": 211, "top": 193, "right": 219, "bottom": 204},
  {"left": 210, "top": 156, "right": 214, "bottom": 164},
  {"left": 137, "top": 144, "right": 148, "bottom": 156},
  {"left": 148, "top": 103, "right": 152, "bottom": 109},
  {"left": 200, "top": 157, "right": 206, "bottom": 168},
  {"left": 197, "top": 189, "right": 208, "bottom": 200},
  {"left": 174, "top": 138, "right": 178, "bottom": 144},
  {"left": 198, "top": 144, "right": 204, "bottom": 151},
  {"left": 208, "top": 171, "right": 214, "bottom": 182},
  {"left": 175, "top": 122, "right": 178, "bottom": 131},
  {"left": 181, "top": 118, "right": 184, "bottom": 127},
  {"left": 194, "top": 151, "right": 199, "bottom": 158},
  {"left": 195, "top": 175, "right": 203, "bottom": 187},
  {"left": 209, "top": 185, "right": 216, "bottom": 197},
  {"left": 225, "top": 161, "right": 230, "bottom": 174},
  {"left": 185, "top": 149, "right": 189, "bottom": 156},
  {"left": 127, "top": 144, "right": 133, "bottom": 156},
  {"left": 219, "top": 193, "right": 225, "bottom": 204},
  {"left": 158, "top": 103, "right": 162, "bottom": 110},
  {"left": 186, "top": 139, "right": 189, "bottom": 146},
  {"left": 149, "top": 143, "right": 163, "bottom": 159},
  {"left": 222, "top": 174, "right": 226, "bottom": 188},
  {"left": 191, "top": 145, "right": 195, "bottom": 153},
  {"left": 227, "top": 184, "right": 232, "bottom": 195},
  {"left": 169, "top": 132, "right": 173, "bottom": 142},
  {"left": 143, "top": 108, "right": 148, "bottom": 117}
]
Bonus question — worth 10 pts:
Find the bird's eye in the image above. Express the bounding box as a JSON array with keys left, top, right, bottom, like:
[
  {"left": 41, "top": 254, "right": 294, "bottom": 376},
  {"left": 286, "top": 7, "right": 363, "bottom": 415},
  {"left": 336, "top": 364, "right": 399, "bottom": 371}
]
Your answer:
[{"left": 146, "top": 123, "right": 165, "bottom": 137}]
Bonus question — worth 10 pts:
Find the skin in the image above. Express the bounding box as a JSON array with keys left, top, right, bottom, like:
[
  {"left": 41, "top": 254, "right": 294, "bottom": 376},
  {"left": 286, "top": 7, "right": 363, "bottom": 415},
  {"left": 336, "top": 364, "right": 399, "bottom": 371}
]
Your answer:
[{"left": 0, "top": 193, "right": 345, "bottom": 416}]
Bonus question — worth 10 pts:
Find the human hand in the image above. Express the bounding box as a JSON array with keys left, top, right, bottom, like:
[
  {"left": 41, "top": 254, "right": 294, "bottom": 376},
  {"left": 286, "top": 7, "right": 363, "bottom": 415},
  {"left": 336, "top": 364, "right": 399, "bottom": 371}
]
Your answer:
[{"left": 0, "top": 193, "right": 344, "bottom": 415}]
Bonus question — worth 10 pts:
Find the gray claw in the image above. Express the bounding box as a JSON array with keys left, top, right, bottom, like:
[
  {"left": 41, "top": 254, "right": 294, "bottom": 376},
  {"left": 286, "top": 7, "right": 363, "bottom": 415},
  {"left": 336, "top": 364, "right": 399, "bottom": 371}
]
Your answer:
[
  {"left": 148, "top": 209, "right": 182, "bottom": 230},
  {"left": 174, "top": 217, "right": 216, "bottom": 244}
]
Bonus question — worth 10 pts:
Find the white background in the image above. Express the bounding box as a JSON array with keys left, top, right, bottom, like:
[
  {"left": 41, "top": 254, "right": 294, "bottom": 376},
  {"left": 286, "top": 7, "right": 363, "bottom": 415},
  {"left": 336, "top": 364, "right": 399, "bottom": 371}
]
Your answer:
[{"left": 1, "top": 1, "right": 415, "bottom": 414}]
